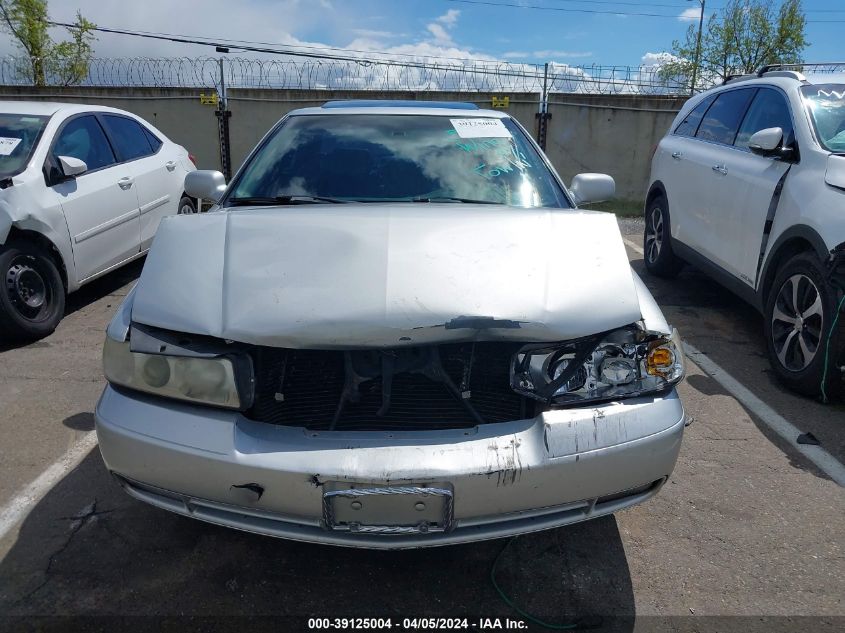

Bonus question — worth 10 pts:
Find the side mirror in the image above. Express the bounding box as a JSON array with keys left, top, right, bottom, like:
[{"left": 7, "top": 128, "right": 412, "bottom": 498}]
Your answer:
[
  {"left": 184, "top": 170, "right": 226, "bottom": 203},
  {"left": 569, "top": 173, "right": 615, "bottom": 206},
  {"left": 748, "top": 127, "right": 784, "bottom": 156},
  {"left": 57, "top": 155, "right": 87, "bottom": 178}
]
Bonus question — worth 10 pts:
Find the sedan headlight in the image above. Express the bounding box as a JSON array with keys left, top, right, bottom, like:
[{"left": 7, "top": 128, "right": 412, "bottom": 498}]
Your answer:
[
  {"left": 103, "top": 337, "right": 249, "bottom": 409},
  {"left": 511, "top": 326, "right": 684, "bottom": 405}
]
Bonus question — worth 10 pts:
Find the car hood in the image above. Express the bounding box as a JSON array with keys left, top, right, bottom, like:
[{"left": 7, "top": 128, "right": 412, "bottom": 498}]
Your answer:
[{"left": 131, "top": 205, "right": 643, "bottom": 348}]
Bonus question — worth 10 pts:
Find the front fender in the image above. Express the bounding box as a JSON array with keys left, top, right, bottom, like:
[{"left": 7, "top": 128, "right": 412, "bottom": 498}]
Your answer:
[{"left": 0, "top": 189, "right": 78, "bottom": 291}]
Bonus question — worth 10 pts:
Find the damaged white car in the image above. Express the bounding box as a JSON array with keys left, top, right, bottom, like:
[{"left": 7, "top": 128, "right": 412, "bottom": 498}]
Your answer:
[{"left": 96, "top": 101, "right": 687, "bottom": 548}]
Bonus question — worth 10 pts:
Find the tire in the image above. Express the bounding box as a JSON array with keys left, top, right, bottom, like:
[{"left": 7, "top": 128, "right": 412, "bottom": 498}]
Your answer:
[
  {"left": 643, "top": 195, "right": 684, "bottom": 278},
  {"left": 763, "top": 252, "right": 843, "bottom": 399},
  {"left": 0, "top": 240, "right": 65, "bottom": 340},
  {"left": 177, "top": 195, "right": 198, "bottom": 214}
]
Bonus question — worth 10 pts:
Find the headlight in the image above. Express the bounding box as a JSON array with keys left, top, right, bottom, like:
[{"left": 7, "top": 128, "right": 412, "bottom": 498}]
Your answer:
[
  {"left": 510, "top": 326, "right": 685, "bottom": 405},
  {"left": 103, "top": 337, "right": 249, "bottom": 409}
]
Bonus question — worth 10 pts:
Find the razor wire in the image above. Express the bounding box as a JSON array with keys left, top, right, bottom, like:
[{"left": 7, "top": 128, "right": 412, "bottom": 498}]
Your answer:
[{"left": 0, "top": 56, "right": 689, "bottom": 95}]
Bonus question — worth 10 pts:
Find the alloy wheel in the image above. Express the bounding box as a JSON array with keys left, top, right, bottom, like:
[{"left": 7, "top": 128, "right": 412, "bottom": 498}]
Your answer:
[
  {"left": 770, "top": 273, "right": 824, "bottom": 372},
  {"left": 645, "top": 206, "right": 663, "bottom": 264}
]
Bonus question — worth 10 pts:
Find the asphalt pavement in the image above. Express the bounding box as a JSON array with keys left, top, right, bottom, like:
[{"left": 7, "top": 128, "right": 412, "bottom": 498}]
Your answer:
[{"left": 0, "top": 217, "right": 842, "bottom": 632}]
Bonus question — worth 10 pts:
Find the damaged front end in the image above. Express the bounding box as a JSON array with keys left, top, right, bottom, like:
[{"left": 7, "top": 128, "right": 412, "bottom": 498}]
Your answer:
[{"left": 105, "top": 320, "right": 684, "bottom": 432}]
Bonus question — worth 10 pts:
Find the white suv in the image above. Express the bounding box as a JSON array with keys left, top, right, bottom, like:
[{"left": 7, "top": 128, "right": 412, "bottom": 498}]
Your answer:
[
  {"left": 645, "top": 64, "right": 845, "bottom": 398},
  {"left": 0, "top": 102, "right": 197, "bottom": 339}
]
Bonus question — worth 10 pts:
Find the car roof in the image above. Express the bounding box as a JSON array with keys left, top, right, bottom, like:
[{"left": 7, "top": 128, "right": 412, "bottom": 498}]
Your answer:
[
  {"left": 287, "top": 101, "right": 509, "bottom": 118},
  {"left": 322, "top": 100, "right": 479, "bottom": 110},
  {"left": 0, "top": 100, "right": 131, "bottom": 117}
]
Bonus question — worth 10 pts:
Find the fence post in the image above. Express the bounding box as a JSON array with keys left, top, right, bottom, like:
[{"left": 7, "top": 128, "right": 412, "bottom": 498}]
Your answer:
[
  {"left": 535, "top": 62, "right": 551, "bottom": 151},
  {"left": 215, "top": 52, "right": 233, "bottom": 181}
]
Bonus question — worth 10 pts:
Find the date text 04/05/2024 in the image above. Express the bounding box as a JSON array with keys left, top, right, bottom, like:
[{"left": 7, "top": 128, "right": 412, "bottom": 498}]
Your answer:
[{"left": 307, "top": 617, "right": 529, "bottom": 630}]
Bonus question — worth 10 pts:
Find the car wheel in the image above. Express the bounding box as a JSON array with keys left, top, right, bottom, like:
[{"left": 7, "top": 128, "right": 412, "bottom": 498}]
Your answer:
[
  {"left": 178, "top": 195, "right": 198, "bottom": 214},
  {"left": 643, "top": 195, "right": 683, "bottom": 278},
  {"left": 0, "top": 240, "right": 65, "bottom": 340},
  {"left": 764, "top": 252, "right": 842, "bottom": 398}
]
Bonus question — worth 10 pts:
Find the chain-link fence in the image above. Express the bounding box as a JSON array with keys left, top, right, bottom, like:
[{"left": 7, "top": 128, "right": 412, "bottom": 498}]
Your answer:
[{"left": 0, "top": 56, "right": 689, "bottom": 95}]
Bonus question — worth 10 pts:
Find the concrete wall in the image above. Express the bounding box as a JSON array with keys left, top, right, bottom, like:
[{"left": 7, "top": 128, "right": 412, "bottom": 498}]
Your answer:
[
  {"left": 0, "top": 86, "right": 687, "bottom": 201},
  {"left": 545, "top": 94, "right": 688, "bottom": 199}
]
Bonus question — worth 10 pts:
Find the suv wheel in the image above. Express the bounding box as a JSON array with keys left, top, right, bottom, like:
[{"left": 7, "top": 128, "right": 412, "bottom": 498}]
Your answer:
[
  {"left": 643, "top": 195, "right": 683, "bottom": 278},
  {"left": 0, "top": 240, "right": 65, "bottom": 340},
  {"left": 178, "top": 195, "right": 198, "bottom": 214},
  {"left": 764, "top": 252, "right": 842, "bottom": 398}
]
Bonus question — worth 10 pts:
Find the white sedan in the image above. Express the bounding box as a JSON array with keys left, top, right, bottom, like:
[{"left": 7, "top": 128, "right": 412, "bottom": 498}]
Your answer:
[{"left": 0, "top": 101, "right": 196, "bottom": 339}]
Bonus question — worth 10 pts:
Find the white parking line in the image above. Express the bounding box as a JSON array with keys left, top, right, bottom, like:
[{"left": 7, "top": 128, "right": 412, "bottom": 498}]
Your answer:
[
  {"left": 623, "top": 236, "right": 845, "bottom": 487},
  {"left": 0, "top": 431, "right": 98, "bottom": 542}
]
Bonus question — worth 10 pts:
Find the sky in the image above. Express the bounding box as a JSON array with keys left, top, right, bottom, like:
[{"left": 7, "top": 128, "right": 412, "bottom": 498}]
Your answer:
[{"left": 1, "top": 0, "right": 842, "bottom": 69}]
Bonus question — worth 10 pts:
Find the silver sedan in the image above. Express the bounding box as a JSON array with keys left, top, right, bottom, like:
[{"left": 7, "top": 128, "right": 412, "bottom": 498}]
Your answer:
[{"left": 95, "top": 101, "right": 686, "bottom": 548}]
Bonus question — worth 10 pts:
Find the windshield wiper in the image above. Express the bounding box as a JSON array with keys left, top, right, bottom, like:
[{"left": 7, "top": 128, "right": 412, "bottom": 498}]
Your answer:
[
  {"left": 227, "top": 195, "right": 350, "bottom": 206},
  {"left": 412, "top": 196, "right": 505, "bottom": 205}
]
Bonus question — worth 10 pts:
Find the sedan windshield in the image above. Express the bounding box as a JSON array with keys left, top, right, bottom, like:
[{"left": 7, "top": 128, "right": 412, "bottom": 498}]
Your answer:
[
  {"left": 801, "top": 84, "right": 845, "bottom": 152},
  {"left": 226, "top": 114, "right": 569, "bottom": 208},
  {"left": 0, "top": 113, "right": 49, "bottom": 179}
]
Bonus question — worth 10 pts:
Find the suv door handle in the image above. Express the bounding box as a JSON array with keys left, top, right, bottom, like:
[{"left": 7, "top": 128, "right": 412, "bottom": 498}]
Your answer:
[
  {"left": 711, "top": 164, "right": 728, "bottom": 175},
  {"left": 165, "top": 160, "right": 177, "bottom": 171},
  {"left": 117, "top": 176, "right": 134, "bottom": 190},
  {"left": 671, "top": 151, "right": 683, "bottom": 160}
]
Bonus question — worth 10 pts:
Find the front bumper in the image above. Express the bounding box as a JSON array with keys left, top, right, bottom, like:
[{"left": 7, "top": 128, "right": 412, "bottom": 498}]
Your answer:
[{"left": 95, "top": 385, "right": 686, "bottom": 548}]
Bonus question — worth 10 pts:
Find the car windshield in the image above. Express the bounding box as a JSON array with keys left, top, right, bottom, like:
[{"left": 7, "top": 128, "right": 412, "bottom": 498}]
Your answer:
[
  {"left": 0, "top": 113, "right": 49, "bottom": 179},
  {"left": 801, "top": 84, "right": 845, "bottom": 152},
  {"left": 226, "top": 113, "right": 569, "bottom": 208}
]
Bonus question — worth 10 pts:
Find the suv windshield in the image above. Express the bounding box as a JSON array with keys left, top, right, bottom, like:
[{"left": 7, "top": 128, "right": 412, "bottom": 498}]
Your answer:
[
  {"left": 226, "top": 114, "right": 569, "bottom": 208},
  {"left": 0, "top": 113, "right": 49, "bottom": 179},
  {"left": 801, "top": 84, "right": 845, "bottom": 152}
]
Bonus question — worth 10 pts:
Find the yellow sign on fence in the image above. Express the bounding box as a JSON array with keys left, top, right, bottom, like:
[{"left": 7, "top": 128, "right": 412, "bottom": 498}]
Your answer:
[
  {"left": 491, "top": 96, "right": 510, "bottom": 109},
  {"left": 199, "top": 92, "right": 219, "bottom": 106}
]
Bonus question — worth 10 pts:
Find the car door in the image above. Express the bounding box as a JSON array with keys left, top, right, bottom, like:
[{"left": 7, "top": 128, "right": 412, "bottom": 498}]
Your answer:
[
  {"left": 682, "top": 87, "right": 757, "bottom": 270},
  {"left": 100, "top": 114, "right": 181, "bottom": 251},
  {"left": 656, "top": 94, "right": 716, "bottom": 246},
  {"left": 49, "top": 114, "right": 141, "bottom": 281},
  {"left": 718, "top": 87, "right": 794, "bottom": 287}
]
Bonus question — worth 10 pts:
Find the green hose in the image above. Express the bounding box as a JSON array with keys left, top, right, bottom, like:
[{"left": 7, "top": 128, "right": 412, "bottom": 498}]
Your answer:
[
  {"left": 490, "top": 537, "right": 581, "bottom": 630},
  {"left": 820, "top": 293, "right": 845, "bottom": 403}
]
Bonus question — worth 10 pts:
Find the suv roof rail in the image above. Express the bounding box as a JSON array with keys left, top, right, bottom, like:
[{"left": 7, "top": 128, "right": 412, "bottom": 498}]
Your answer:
[
  {"left": 723, "top": 73, "right": 756, "bottom": 85},
  {"left": 758, "top": 62, "right": 845, "bottom": 75},
  {"left": 322, "top": 100, "right": 479, "bottom": 110}
]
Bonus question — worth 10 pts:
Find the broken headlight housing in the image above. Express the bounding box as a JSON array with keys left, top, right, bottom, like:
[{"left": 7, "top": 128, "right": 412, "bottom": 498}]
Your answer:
[
  {"left": 510, "top": 326, "right": 684, "bottom": 406},
  {"left": 103, "top": 337, "right": 251, "bottom": 410}
]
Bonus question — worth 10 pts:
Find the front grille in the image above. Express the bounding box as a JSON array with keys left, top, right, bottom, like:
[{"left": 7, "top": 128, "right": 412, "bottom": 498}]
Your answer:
[{"left": 246, "top": 343, "right": 533, "bottom": 431}]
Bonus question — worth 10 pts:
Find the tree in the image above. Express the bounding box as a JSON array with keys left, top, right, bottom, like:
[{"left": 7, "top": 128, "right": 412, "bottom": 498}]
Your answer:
[
  {"left": 0, "top": 0, "right": 96, "bottom": 86},
  {"left": 662, "top": 0, "right": 807, "bottom": 92}
]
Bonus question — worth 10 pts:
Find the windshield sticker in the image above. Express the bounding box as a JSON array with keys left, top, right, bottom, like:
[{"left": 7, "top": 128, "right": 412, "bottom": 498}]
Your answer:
[
  {"left": 0, "top": 137, "right": 22, "bottom": 156},
  {"left": 450, "top": 118, "right": 512, "bottom": 139}
]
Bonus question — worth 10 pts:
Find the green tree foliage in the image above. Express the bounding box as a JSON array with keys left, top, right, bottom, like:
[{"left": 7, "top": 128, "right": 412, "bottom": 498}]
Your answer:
[
  {"left": 0, "top": 1, "right": 96, "bottom": 86},
  {"left": 663, "top": 0, "right": 807, "bottom": 91}
]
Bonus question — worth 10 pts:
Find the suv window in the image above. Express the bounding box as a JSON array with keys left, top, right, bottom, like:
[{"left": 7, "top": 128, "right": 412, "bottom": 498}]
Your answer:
[
  {"left": 102, "top": 115, "right": 154, "bottom": 161},
  {"left": 801, "top": 84, "right": 845, "bottom": 152},
  {"left": 674, "top": 95, "right": 715, "bottom": 137},
  {"left": 695, "top": 88, "right": 755, "bottom": 145},
  {"left": 735, "top": 88, "right": 793, "bottom": 150},
  {"left": 53, "top": 115, "right": 116, "bottom": 171}
]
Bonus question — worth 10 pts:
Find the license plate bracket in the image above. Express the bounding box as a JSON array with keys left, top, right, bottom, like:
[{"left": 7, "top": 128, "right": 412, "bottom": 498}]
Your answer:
[{"left": 323, "top": 484, "right": 454, "bottom": 534}]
